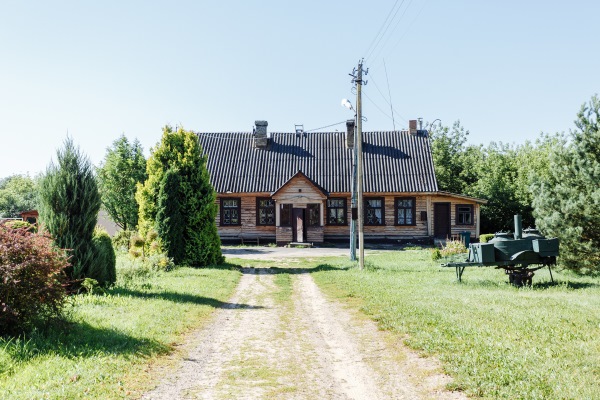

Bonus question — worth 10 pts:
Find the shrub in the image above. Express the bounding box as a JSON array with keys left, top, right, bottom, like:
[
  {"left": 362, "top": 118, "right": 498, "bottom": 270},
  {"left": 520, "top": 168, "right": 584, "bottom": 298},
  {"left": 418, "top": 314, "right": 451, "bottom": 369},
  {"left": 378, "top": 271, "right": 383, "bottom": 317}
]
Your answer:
[
  {"left": 439, "top": 240, "right": 468, "bottom": 259},
  {"left": 112, "top": 230, "right": 134, "bottom": 251},
  {"left": 431, "top": 248, "right": 442, "bottom": 261},
  {"left": 480, "top": 234, "right": 495, "bottom": 243},
  {"left": 0, "top": 223, "right": 68, "bottom": 334},
  {"left": 4, "top": 220, "right": 35, "bottom": 232},
  {"left": 88, "top": 228, "right": 116, "bottom": 287}
]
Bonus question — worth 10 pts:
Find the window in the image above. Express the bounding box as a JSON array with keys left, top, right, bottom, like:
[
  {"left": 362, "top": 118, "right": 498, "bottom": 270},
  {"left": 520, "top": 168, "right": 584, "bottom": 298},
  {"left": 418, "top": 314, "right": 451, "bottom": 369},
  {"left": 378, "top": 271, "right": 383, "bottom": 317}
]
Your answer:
[
  {"left": 220, "top": 198, "right": 241, "bottom": 225},
  {"left": 280, "top": 204, "right": 292, "bottom": 226},
  {"left": 456, "top": 204, "right": 474, "bottom": 225},
  {"left": 327, "top": 198, "right": 347, "bottom": 225},
  {"left": 395, "top": 197, "right": 416, "bottom": 226},
  {"left": 307, "top": 204, "right": 320, "bottom": 226},
  {"left": 257, "top": 198, "right": 275, "bottom": 225},
  {"left": 364, "top": 197, "right": 385, "bottom": 225}
]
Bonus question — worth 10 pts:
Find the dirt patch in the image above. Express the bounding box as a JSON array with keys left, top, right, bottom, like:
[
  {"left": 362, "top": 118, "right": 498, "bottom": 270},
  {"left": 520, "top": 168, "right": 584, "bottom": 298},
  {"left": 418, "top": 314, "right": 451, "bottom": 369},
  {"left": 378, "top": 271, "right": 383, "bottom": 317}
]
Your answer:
[{"left": 142, "top": 267, "right": 465, "bottom": 399}]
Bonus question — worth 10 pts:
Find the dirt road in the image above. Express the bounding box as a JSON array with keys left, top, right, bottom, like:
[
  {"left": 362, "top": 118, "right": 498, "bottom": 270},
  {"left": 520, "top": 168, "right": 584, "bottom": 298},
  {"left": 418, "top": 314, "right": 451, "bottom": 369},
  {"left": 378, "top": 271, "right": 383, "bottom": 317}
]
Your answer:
[{"left": 143, "top": 267, "right": 464, "bottom": 400}]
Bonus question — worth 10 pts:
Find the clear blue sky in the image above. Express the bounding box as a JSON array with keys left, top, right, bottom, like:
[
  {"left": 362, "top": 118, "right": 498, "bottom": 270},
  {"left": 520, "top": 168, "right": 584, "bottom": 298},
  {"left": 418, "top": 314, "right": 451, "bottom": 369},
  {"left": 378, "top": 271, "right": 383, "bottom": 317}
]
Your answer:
[{"left": 1, "top": 1, "right": 598, "bottom": 178}]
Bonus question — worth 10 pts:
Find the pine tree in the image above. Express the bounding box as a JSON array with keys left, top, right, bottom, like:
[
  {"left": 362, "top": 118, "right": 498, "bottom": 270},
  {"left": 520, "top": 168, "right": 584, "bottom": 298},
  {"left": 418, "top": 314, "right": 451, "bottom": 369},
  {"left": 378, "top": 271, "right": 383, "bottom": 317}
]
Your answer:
[
  {"left": 156, "top": 168, "right": 185, "bottom": 264},
  {"left": 532, "top": 95, "right": 600, "bottom": 273},
  {"left": 136, "top": 126, "right": 222, "bottom": 266},
  {"left": 38, "top": 138, "right": 102, "bottom": 279}
]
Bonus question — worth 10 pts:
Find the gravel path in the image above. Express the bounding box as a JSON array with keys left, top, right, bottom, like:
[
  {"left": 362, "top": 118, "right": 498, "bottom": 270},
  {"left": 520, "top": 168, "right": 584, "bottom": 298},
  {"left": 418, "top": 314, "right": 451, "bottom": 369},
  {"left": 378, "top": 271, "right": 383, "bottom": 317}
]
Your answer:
[{"left": 142, "top": 267, "right": 465, "bottom": 400}]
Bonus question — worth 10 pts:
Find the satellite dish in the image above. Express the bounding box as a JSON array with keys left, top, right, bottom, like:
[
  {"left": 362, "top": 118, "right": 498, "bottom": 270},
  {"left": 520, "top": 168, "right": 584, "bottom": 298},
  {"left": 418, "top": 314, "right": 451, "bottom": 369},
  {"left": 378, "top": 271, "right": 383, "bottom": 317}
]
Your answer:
[{"left": 341, "top": 98, "right": 353, "bottom": 110}]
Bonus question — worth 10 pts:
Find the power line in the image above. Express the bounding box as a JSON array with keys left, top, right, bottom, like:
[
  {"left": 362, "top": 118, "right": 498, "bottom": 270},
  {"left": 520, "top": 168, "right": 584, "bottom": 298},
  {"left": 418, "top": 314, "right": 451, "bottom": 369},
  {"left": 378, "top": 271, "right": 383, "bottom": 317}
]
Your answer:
[
  {"left": 383, "top": 59, "right": 396, "bottom": 131},
  {"left": 363, "top": 90, "right": 394, "bottom": 121},
  {"left": 365, "top": 0, "right": 407, "bottom": 62},
  {"left": 305, "top": 120, "right": 348, "bottom": 132},
  {"left": 363, "top": 0, "right": 402, "bottom": 58},
  {"left": 368, "top": 0, "right": 415, "bottom": 65},
  {"left": 196, "top": 120, "right": 349, "bottom": 140},
  {"left": 387, "top": 0, "right": 428, "bottom": 55},
  {"left": 367, "top": 74, "right": 408, "bottom": 123}
]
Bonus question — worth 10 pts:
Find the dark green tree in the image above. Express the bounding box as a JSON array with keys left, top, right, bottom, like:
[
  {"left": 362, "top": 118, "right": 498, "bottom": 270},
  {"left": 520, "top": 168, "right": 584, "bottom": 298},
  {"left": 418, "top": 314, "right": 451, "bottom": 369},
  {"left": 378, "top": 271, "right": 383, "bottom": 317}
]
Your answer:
[
  {"left": 0, "top": 174, "right": 38, "bottom": 218},
  {"left": 532, "top": 95, "right": 600, "bottom": 273},
  {"left": 38, "top": 138, "right": 102, "bottom": 280},
  {"left": 156, "top": 168, "right": 186, "bottom": 264},
  {"left": 97, "top": 135, "right": 147, "bottom": 230},
  {"left": 89, "top": 228, "right": 117, "bottom": 286},
  {"left": 136, "top": 126, "right": 222, "bottom": 266}
]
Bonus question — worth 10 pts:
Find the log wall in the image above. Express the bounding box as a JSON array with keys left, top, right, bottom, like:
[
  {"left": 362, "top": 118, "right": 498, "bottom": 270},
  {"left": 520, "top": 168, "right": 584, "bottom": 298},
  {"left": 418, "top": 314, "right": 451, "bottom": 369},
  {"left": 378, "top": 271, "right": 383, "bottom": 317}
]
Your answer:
[
  {"left": 215, "top": 192, "right": 481, "bottom": 244},
  {"left": 216, "top": 193, "right": 276, "bottom": 241}
]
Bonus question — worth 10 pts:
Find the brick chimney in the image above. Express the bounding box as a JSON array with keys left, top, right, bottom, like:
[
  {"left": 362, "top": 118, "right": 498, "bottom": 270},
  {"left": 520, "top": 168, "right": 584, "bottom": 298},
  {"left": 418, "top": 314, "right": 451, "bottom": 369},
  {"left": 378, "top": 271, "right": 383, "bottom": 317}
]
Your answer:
[
  {"left": 346, "top": 119, "right": 355, "bottom": 148},
  {"left": 409, "top": 120, "right": 418, "bottom": 135},
  {"left": 254, "top": 120, "right": 268, "bottom": 149}
]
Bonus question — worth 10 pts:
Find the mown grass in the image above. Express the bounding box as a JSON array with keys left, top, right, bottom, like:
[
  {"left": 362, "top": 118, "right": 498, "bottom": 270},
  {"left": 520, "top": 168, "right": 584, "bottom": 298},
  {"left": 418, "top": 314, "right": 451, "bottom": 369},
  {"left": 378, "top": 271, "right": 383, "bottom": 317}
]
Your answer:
[
  {"left": 310, "top": 250, "right": 600, "bottom": 399},
  {"left": 0, "top": 255, "right": 241, "bottom": 399}
]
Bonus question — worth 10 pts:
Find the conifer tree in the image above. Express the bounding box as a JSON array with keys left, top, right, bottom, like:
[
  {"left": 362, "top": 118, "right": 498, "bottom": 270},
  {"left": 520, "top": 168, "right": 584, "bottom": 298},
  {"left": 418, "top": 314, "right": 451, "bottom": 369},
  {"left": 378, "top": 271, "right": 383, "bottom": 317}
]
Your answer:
[
  {"left": 532, "top": 95, "right": 600, "bottom": 273},
  {"left": 38, "top": 138, "right": 102, "bottom": 279},
  {"left": 156, "top": 168, "right": 186, "bottom": 264},
  {"left": 136, "top": 126, "right": 222, "bottom": 266}
]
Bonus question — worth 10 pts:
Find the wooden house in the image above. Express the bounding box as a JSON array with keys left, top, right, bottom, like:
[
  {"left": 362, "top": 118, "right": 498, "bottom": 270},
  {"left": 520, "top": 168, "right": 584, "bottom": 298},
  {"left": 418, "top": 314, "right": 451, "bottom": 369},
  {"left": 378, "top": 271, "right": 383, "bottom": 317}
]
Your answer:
[{"left": 197, "top": 120, "right": 486, "bottom": 245}]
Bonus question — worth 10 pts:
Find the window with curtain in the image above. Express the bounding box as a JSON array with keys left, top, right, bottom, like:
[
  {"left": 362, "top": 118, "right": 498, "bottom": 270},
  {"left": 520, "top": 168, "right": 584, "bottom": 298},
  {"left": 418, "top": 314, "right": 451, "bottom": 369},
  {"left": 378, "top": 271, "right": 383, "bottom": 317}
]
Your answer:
[
  {"left": 395, "top": 197, "right": 416, "bottom": 226},
  {"left": 364, "top": 197, "right": 385, "bottom": 225}
]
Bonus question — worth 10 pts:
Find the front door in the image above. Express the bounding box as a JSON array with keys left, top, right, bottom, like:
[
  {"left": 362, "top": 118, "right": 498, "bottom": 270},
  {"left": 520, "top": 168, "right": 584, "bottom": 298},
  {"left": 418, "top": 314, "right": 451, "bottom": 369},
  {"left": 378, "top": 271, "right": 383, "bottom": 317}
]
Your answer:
[
  {"left": 434, "top": 203, "right": 451, "bottom": 238},
  {"left": 292, "top": 208, "right": 305, "bottom": 242}
]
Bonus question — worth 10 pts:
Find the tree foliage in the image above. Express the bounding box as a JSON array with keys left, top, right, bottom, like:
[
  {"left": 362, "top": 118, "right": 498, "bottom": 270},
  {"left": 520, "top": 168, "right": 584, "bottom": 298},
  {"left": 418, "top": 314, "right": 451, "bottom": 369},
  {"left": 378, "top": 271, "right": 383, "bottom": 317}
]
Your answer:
[
  {"left": 0, "top": 223, "right": 68, "bottom": 334},
  {"left": 89, "top": 228, "right": 117, "bottom": 286},
  {"left": 156, "top": 168, "right": 186, "bottom": 264},
  {"left": 136, "top": 126, "right": 222, "bottom": 266},
  {"left": 532, "top": 95, "right": 600, "bottom": 273},
  {"left": 38, "top": 138, "right": 102, "bottom": 280},
  {"left": 428, "top": 121, "right": 559, "bottom": 233},
  {"left": 97, "top": 135, "right": 147, "bottom": 230},
  {"left": 0, "top": 174, "right": 38, "bottom": 218}
]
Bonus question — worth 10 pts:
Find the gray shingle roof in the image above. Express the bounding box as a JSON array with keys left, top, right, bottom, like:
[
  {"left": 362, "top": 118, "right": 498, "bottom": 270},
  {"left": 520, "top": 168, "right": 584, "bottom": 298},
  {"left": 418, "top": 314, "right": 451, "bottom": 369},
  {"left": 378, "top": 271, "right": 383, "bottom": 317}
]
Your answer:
[{"left": 196, "top": 130, "right": 439, "bottom": 194}]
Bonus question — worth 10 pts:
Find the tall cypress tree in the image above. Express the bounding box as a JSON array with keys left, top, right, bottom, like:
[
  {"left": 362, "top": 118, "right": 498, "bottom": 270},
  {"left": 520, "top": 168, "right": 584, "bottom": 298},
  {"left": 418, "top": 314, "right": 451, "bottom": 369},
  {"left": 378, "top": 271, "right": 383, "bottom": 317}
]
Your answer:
[
  {"left": 532, "top": 95, "right": 600, "bottom": 273},
  {"left": 136, "top": 126, "right": 222, "bottom": 266},
  {"left": 38, "top": 138, "right": 102, "bottom": 279}
]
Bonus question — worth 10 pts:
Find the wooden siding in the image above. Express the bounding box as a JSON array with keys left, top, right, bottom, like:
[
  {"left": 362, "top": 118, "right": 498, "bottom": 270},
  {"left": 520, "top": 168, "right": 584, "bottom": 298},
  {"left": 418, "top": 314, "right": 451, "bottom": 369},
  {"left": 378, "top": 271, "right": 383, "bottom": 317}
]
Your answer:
[
  {"left": 215, "top": 192, "right": 481, "bottom": 243},
  {"left": 429, "top": 195, "right": 480, "bottom": 239},
  {"left": 276, "top": 226, "right": 293, "bottom": 244},
  {"left": 307, "top": 226, "right": 324, "bottom": 243},
  {"left": 271, "top": 175, "right": 326, "bottom": 203},
  {"left": 216, "top": 193, "right": 276, "bottom": 240},
  {"left": 324, "top": 193, "right": 430, "bottom": 240}
]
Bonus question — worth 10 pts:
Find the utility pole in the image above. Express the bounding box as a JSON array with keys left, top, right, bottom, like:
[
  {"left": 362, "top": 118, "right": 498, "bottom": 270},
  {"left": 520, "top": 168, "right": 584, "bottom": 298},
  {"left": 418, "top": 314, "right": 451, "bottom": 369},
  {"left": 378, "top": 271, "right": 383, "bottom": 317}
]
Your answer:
[
  {"left": 350, "top": 121, "right": 357, "bottom": 261},
  {"left": 350, "top": 60, "right": 367, "bottom": 270}
]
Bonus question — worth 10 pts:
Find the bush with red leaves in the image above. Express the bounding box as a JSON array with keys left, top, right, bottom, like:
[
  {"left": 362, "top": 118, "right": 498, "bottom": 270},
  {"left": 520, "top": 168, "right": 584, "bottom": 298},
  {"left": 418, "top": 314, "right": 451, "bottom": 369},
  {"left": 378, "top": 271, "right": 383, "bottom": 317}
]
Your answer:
[{"left": 0, "top": 222, "right": 69, "bottom": 335}]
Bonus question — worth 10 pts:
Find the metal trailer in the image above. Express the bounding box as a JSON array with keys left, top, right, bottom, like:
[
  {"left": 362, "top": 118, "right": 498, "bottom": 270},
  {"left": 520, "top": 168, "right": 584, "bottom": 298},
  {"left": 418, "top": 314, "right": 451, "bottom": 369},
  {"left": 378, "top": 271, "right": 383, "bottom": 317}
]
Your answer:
[{"left": 442, "top": 215, "right": 559, "bottom": 286}]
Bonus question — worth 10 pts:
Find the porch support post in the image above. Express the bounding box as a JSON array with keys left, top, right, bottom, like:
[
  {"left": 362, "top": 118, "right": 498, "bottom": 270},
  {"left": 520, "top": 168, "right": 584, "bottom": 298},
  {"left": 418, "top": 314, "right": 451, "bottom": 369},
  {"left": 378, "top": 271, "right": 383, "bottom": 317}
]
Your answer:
[{"left": 426, "top": 196, "right": 432, "bottom": 236}]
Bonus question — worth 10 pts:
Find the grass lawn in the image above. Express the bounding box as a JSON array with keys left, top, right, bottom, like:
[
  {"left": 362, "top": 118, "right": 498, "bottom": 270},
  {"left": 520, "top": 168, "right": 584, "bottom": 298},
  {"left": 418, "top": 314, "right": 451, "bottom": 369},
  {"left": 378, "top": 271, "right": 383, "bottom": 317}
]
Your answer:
[
  {"left": 0, "top": 255, "right": 241, "bottom": 399},
  {"left": 310, "top": 249, "right": 600, "bottom": 399}
]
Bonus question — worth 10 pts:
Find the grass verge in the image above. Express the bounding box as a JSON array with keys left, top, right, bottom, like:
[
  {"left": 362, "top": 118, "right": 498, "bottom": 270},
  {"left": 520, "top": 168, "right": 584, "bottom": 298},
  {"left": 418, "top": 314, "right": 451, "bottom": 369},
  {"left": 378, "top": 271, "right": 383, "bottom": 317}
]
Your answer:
[
  {"left": 310, "top": 250, "right": 600, "bottom": 399},
  {"left": 0, "top": 254, "right": 241, "bottom": 399}
]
